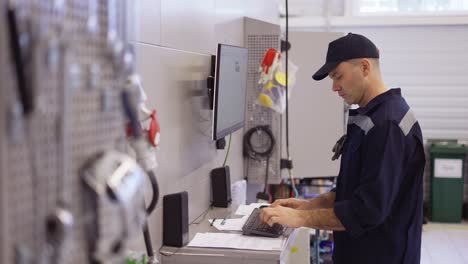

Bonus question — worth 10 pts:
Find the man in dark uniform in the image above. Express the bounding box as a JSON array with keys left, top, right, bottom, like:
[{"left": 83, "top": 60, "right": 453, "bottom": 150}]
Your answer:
[{"left": 261, "top": 33, "right": 425, "bottom": 264}]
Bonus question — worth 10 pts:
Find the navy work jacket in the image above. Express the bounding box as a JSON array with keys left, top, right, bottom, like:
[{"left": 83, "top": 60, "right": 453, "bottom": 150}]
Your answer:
[{"left": 332, "top": 88, "right": 425, "bottom": 264}]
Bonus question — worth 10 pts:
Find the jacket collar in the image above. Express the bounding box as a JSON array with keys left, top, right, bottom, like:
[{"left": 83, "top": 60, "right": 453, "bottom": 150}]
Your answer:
[{"left": 355, "top": 88, "right": 401, "bottom": 115}]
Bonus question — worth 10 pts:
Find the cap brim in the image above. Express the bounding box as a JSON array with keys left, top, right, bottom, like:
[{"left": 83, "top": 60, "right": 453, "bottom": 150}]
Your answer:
[{"left": 312, "top": 62, "right": 339, "bottom": 81}]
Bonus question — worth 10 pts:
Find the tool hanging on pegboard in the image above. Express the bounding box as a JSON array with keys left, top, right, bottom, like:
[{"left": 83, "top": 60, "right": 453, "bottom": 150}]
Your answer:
[{"left": 124, "top": 71, "right": 161, "bottom": 264}]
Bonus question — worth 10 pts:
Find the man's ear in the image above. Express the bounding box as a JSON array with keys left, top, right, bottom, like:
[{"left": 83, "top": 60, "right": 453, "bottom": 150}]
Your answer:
[{"left": 361, "top": 59, "right": 371, "bottom": 77}]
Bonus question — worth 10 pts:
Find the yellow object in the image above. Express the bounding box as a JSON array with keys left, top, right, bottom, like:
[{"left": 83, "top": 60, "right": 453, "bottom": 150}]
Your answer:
[
  {"left": 275, "top": 72, "right": 287, "bottom": 86},
  {"left": 275, "top": 71, "right": 294, "bottom": 87},
  {"left": 264, "top": 81, "right": 276, "bottom": 94},
  {"left": 291, "top": 246, "right": 298, "bottom": 253},
  {"left": 259, "top": 93, "right": 273, "bottom": 107}
]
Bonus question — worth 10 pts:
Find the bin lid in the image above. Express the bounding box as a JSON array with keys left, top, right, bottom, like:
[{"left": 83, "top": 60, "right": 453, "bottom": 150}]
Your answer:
[{"left": 430, "top": 142, "right": 467, "bottom": 155}]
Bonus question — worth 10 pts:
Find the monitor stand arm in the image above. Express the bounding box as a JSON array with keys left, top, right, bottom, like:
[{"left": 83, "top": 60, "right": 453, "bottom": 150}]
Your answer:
[
  {"left": 206, "top": 75, "right": 214, "bottom": 110},
  {"left": 206, "top": 54, "right": 216, "bottom": 110}
]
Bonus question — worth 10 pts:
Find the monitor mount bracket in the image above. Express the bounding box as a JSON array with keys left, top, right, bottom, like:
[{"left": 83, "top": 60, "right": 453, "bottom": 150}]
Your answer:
[{"left": 206, "top": 55, "right": 216, "bottom": 110}]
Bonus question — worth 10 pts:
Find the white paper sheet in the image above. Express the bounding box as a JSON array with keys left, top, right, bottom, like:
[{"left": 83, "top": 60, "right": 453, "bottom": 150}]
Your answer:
[
  {"left": 231, "top": 179, "right": 247, "bottom": 205},
  {"left": 187, "top": 232, "right": 285, "bottom": 251},
  {"left": 208, "top": 216, "right": 248, "bottom": 231}
]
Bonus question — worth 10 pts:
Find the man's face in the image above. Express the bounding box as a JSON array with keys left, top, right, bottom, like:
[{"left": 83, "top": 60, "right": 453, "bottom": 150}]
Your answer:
[{"left": 328, "top": 61, "right": 366, "bottom": 106}]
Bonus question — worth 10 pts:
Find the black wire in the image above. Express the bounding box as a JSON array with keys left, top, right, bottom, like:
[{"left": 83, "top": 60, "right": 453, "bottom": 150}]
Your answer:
[
  {"left": 285, "top": 0, "right": 290, "bottom": 159},
  {"left": 146, "top": 170, "right": 159, "bottom": 215},
  {"left": 142, "top": 223, "right": 154, "bottom": 258},
  {"left": 142, "top": 170, "right": 159, "bottom": 258},
  {"left": 243, "top": 125, "right": 275, "bottom": 161},
  {"left": 243, "top": 126, "right": 274, "bottom": 193},
  {"left": 284, "top": 0, "right": 298, "bottom": 199},
  {"left": 263, "top": 158, "right": 270, "bottom": 193},
  {"left": 7, "top": 7, "right": 34, "bottom": 115},
  {"left": 190, "top": 206, "right": 212, "bottom": 225}
]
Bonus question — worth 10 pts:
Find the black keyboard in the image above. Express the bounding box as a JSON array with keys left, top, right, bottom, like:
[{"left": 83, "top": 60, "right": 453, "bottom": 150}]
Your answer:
[{"left": 242, "top": 208, "right": 284, "bottom": 238}]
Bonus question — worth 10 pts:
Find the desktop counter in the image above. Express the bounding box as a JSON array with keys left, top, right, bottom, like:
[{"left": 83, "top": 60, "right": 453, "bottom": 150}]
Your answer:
[{"left": 160, "top": 205, "right": 310, "bottom": 264}]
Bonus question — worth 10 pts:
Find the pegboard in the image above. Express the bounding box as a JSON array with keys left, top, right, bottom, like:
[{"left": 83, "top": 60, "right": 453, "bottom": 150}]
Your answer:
[
  {"left": 244, "top": 18, "right": 282, "bottom": 184},
  {"left": 0, "top": 1, "right": 141, "bottom": 263}
]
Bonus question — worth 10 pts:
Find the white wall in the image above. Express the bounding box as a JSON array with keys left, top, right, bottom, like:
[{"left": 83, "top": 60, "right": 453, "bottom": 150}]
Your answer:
[
  {"left": 285, "top": 31, "right": 344, "bottom": 178},
  {"left": 136, "top": 0, "right": 279, "bottom": 253}
]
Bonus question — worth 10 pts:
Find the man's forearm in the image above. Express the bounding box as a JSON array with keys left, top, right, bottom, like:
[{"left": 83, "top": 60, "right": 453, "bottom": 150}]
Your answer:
[
  {"left": 305, "top": 191, "right": 336, "bottom": 210},
  {"left": 303, "top": 208, "right": 345, "bottom": 231}
]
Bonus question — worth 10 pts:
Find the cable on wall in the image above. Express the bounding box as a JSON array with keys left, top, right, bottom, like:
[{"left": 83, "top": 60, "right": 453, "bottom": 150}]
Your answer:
[
  {"left": 283, "top": 0, "right": 299, "bottom": 198},
  {"left": 244, "top": 125, "right": 275, "bottom": 200}
]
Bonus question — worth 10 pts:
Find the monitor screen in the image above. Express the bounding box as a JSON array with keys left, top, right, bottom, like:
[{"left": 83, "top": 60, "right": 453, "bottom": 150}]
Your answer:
[{"left": 212, "top": 44, "right": 248, "bottom": 141}]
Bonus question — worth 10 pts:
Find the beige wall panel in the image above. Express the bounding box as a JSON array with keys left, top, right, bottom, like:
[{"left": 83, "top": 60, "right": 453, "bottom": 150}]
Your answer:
[
  {"left": 161, "top": 0, "right": 216, "bottom": 54},
  {"left": 138, "top": 0, "right": 161, "bottom": 45},
  {"left": 285, "top": 31, "right": 344, "bottom": 178}
]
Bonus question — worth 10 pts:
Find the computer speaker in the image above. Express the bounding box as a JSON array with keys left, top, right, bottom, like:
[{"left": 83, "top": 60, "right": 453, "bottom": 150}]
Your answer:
[
  {"left": 163, "top": 191, "right": 189, "bottom": 247},
  {"left": 211, "top": 166, "right": 231, "bottom": 208}
]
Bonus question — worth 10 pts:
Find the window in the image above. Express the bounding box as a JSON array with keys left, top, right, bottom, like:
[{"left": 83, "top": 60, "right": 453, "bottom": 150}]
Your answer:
[{"left": 356, "top": 0, "right": 468, "bottom": 15}]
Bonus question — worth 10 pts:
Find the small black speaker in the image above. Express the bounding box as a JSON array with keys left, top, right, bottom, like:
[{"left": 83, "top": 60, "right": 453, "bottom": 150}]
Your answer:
[
  {"left": 163, "top": 191, "right": 189, "bottom": 247},
  {"left": 211, "top": 166, "right": 231, "bottom": 208}
]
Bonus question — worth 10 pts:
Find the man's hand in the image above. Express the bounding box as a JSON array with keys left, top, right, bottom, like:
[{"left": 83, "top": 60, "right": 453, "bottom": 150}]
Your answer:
[
  {"left": 260, "top": 205, "right": 307, "bottom": 228},
  {"left": 260, "top": 203, "right": 346, "bottom": 231}
]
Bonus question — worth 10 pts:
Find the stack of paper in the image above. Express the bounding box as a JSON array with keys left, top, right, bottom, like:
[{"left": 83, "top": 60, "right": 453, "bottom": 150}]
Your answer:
[
  {"left": 187, "top": 232, "right": 285, "bottom": 251},
  {"left": 231, "top": 180, "right": 247, "bottom": 205}
]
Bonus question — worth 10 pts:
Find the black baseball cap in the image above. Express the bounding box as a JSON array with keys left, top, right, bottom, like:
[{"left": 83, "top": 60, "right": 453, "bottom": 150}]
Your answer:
[{"left": 312, "top": 33, "right": 379, "bottom": 81}]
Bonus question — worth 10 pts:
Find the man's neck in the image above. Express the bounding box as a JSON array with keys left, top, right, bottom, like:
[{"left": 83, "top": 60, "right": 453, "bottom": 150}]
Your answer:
[{"left": 359, "top": 80, "right": 388, "bottom": 107}]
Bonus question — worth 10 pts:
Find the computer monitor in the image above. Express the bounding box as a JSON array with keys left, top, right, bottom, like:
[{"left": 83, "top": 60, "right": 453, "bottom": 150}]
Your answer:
[{"left": 212, "top": 44, "right": 248, "bottom": 141}]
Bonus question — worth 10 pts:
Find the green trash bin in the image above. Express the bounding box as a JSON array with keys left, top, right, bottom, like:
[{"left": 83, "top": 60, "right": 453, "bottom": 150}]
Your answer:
[{"left": 430, "top": 143, "right": 466, "bottom": 222}]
